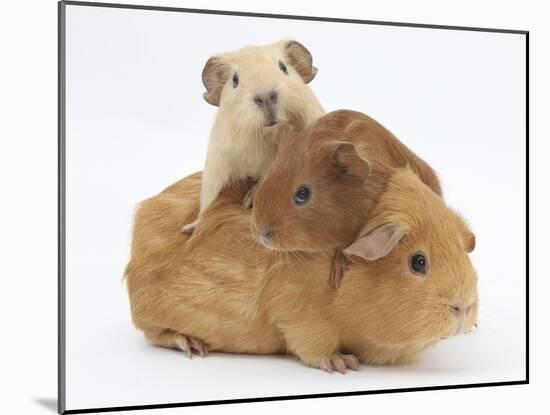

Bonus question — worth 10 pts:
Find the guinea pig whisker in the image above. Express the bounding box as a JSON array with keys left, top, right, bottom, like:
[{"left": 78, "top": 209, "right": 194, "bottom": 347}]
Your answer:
[
  {"left": 283, "top": 251, "right": 300, "bottom": 281},
  {"left": 288, "top": 250, "right": 309, "bottom": 274}
]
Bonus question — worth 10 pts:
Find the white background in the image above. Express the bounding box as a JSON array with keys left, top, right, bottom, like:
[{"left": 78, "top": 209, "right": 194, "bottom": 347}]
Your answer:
[
  {"left": 0, "top": 1, "right": 545, "bottom": 415},
  {"left": 62, "top": 3, "right": 527, "bottom": 411}
]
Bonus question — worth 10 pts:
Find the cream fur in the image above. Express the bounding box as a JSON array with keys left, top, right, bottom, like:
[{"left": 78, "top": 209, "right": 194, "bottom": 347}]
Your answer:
[{"left": 187, "top": 40, "right": 325, "bottom": 230}]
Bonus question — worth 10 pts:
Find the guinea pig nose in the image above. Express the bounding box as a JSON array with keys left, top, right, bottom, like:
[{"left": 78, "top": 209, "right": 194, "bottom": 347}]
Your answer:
[
  {"left": 253, "top": 91, "right": 278, "bottom": 108},
  {"left": 256, "top": 225, "right": 274, "bottom": 248},
  {"left": 451, "top": 301, "right": 475, "bottom": 318},
  {"left": 257, "top": 225, "right": 273, "bottom": 239},
  {"left": 254, "top": 96, "right": 265, "bottom": 107},
  {"left": 449, "top": 304, "right": 463, "bottom": 317},
  {"left": 268, "top": 91, "right": 278, "bottom": 104}
]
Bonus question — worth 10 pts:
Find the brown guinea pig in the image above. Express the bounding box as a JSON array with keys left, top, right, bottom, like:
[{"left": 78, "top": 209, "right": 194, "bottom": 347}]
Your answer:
[
  {"left": 125, "top": 168, "right": 477, "bottom": 373},
  {"left": 251, "top": 109, "right": 442, "bottom": 257}
]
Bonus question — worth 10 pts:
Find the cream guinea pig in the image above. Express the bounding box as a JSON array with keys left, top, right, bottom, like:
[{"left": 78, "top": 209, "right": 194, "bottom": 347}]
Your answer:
[
  {"left": 125, "top": 168, "right": 477, "bottom": 373},
  {"left": 181, "top": 39, "right": 325, "bottom": 234}
]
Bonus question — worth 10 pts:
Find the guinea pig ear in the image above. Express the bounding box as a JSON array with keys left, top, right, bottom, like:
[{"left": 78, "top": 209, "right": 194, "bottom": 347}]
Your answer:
[
  {"left": 329, "top": 142, "right": 370, "bottom": 180},
  {"left": 284, "top": 41, "right": 318, "bottom": 84},
  {"left": 464, "top": 230, "right": 476, "bottom": 253},
  {"left": 343, "top": 223, "right": 406, "bottom": 261},
  {"left": 202, "top": 56, "right": 230, "bottom": 106}
]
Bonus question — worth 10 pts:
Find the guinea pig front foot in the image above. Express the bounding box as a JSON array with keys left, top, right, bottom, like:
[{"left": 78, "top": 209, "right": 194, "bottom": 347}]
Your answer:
[
  {"left": 242, "top": 183, "right": 258, "bottom": 209},
  {"left": 173, "top": 333, "right": 209, "bottom": 358},
  {"left": 181, "top": 220, "right": 198, "bottom": 235},
  {"left": 329, "top": 250, "right": 350, "bottom": 289},
  {"left": 310, "top": 353, "right": 360, "bottom": 374}
]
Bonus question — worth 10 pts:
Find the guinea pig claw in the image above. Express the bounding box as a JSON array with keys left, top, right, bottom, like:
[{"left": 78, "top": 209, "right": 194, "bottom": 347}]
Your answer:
[
  {"left": 174, "top": 334, "right": 209, "bottom": 358},
  {"left": 181, "top": 221, "right": 197, "bottom": 235},
  {"left": 319, "top": 359, "right": 333, "bottom": 373},
  {"left": 175, "top": 335, "right": 193, "bottom": 358},
  {"left": 190, "top": 337, "right": 209, "bottom": 357},
  {"left": 329, "top": 250, "right": 348, "bottom": 289},
  {"left": 243, "top": 183, "right": 258, "bottom": 209},
  {"left": 332, "top": 358, "right": 347, "bottom": 374},
  {"left": 342, "top": 354, "right": 360, "bottom": 371},
  {"left": 318, "top": 354, "right": 359, "bottom": 374}
]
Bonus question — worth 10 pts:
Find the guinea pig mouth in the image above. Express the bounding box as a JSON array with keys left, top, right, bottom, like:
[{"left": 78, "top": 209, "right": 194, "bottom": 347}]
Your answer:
[
  {"left": 261, "top": 109, "right": 278, "bottom": 127},
  {"left": 258, "top": 234, "right": 274, "bottom": 249},
  {"left": 443, "top": 319, "right": 476, "bottom": 339}
]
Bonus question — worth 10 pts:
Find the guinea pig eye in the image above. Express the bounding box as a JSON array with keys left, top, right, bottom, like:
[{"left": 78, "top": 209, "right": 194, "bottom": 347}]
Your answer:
[
  {"left": 278, "top": 60, "right": 288, "bottom": 75},
  {"left": 294, "top": 185, "right": 311, "bottom": 205},
  {"left": 409, "top": 252, "right": 428, "bottom": 276},
  {"left": 232, "top": 72, "right": 239, "bottom": 88}
]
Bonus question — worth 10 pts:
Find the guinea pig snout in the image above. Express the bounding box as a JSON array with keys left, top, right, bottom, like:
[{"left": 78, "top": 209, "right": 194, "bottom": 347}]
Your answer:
[
  {"left": 253, "top": 91, "right": 278, "bottom": 126},
  {"left": 255, "top": 225, "right": 274, "bottom": 248}
]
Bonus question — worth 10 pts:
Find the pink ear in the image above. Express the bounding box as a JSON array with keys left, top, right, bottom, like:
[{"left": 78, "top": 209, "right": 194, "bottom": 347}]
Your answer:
[
  {"left": 201, "top": 56, "right": 229, "bottom": 107},
  {"left": 343, "top": 223, "right": 405, "bottom": 261},
  {"left": 464, "top": 231, "right": 476, "bottom": 253}
]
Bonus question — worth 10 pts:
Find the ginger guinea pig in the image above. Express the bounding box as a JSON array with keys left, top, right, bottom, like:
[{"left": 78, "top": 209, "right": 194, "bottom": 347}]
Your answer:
[
  {"left": 181, "top": 39, "right": 325, "bottom": 234},
  {"left": 336, "top": 168, "right": 477, "bottom": 367},
  {"left": 125, "top": 168, "right": 477, "bottom": 372},
  {"left": 251, "top": 109, "right": 441, "bottom": 285}
]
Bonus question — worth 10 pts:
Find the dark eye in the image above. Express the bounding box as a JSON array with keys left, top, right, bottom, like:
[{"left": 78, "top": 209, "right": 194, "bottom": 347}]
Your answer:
[
  {"left": 294, "top": 185, "right": 311, "bottom": 205},
  {"left": 278, "top": 60, "right": 288, "bottom": 75},
  {"left": 410, "top": 253, "right": 427, "bottom": 275},
  {"left": 232, "top": 72, "right": 239, "bottom": 88}
]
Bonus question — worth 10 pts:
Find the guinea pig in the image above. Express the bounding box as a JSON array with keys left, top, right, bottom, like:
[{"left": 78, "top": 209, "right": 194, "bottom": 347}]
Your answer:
[
  {"left": 251, "top": 109, "right": 442, "bottom": 287},
  {"left": 181, "top": 39, "right": 325, "bottom": 235},
  {"left": 125, "top": 168, "right": 477, "bottom": 372}
]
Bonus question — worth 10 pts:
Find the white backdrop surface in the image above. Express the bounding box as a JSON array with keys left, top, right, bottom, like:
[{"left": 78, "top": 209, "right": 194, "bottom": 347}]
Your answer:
[{"left": 63, "top": 3, "right": 526, "bottom": 411}]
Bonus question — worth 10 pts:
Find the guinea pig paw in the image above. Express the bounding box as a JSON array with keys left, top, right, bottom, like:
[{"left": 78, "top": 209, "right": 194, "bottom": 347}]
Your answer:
[
  {"left": 242, "top": 184, "right": 258, "bottom": 209},
  {"left": 181, "top": 221, "right": 198, "bottom": 235},
  {"left": 329, "top": 250, "right": 349, "bottom": 289},
  {"left": 174, "top": 334, "right": 209, "bottom": 358},
  {"left": 464, "top": 323, "right": 478, "bottom": 334},
  {"left": 318, "top": 354, "right": 359, "bottom": 374}
]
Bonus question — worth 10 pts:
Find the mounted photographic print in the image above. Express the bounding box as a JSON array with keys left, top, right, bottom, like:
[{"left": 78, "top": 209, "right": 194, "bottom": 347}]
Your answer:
[{"left": 58, "top": 1, "right": 528, "bottom": 413}]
